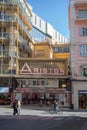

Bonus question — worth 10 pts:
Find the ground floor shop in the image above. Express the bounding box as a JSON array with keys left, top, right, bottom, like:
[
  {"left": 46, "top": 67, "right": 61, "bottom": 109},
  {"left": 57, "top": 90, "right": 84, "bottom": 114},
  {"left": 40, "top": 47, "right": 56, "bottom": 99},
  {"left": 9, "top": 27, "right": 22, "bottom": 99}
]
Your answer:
[
  {"left": 0, "top": 77, "right": 71, "bottom": 108},
  {"left": 72, "top": 81, "right": 87, "bottom": 110},
  {"left": 10, "top": 87, "right": 71, "bottom": 108},
  {"left": 0, "top": 93, "right": 11, "bottom": 105}
]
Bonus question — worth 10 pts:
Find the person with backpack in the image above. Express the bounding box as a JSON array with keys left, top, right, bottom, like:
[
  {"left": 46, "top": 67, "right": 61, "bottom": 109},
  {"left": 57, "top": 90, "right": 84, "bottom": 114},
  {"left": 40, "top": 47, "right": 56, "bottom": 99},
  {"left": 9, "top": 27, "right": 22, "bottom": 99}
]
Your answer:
[{"left": 13, "top": 100, "right": 18, "bottom": 115}]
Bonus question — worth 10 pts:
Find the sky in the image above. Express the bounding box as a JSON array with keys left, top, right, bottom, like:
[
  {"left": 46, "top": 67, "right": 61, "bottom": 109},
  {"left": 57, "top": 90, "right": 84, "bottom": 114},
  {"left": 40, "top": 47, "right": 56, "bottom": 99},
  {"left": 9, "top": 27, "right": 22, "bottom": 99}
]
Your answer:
[{"left": 27, "top": 0, "right": 69, "bottom": 40}]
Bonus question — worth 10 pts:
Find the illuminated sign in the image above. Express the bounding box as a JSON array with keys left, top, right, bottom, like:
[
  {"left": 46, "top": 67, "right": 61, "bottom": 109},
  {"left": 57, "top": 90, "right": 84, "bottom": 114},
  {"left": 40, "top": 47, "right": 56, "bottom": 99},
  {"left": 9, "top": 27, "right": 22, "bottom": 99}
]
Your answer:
[{"left": 19, "top": 62, "right": 65, "bottom": 75}]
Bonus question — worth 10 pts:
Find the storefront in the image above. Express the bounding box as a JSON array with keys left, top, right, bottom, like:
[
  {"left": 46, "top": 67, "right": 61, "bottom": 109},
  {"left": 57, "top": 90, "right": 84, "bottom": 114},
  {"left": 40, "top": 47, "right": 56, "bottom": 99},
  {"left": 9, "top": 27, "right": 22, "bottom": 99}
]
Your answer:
[
  {"left": 0, "top": 59, "right": 71, "bottom": 107},
  {"left": 11, "top": 78, "right": 71, "bottom": 108},
  {"left": 0, "top": 87, "right": 11, "bottom": 105},
  {"left": 72, "top": 81, "right": 87, "bottom": 110},
  {"left": 78, "top": 90, "right": 87, "bottom": 109},
  {"left": 0, "top": 78, "right": 11, "bottom": 105}
]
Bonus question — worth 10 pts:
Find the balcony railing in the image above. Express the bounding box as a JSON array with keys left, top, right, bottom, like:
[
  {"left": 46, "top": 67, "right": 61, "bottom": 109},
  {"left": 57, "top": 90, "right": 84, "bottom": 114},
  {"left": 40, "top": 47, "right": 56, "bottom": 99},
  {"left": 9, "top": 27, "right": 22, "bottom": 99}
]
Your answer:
[
  {"left": 0, "top": 14, "right": 32, "bottom": 41},
  {"left": 0, "top": 63, "right": 16, "bottom": 74},
  {"left": 0, "top": 50, "right": 9, "bottom": 57},
  {"left": 0, "top": 50, "right": 17, "bottom": 57},
  {"left": 18, "top": 34, "right": 32, "bottom": 53},
  {"left": 77, "top": 14, "right": 87, "bottom": 19},
  {"left": 0, "top": 32, "right": 9, "bottom": 39},
  {"left": 0, "top": 14, "right": 17, "bottom": 22},
  {"left": 0, "top": 0, "right": 18, "bottom": 5},
  {"left": 0, "top": 0, "right": 32, "bottom": 27}
]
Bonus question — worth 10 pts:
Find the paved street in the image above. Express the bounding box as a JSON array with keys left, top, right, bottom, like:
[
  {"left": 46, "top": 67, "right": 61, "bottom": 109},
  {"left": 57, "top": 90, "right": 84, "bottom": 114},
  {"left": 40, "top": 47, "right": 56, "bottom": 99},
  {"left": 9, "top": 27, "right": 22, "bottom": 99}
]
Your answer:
[
  {"left": 0, "top": 105, "right": 87, "bottom": 130},
  {"left": 0, "top": 115, "right": 87, "bottom": 130}
]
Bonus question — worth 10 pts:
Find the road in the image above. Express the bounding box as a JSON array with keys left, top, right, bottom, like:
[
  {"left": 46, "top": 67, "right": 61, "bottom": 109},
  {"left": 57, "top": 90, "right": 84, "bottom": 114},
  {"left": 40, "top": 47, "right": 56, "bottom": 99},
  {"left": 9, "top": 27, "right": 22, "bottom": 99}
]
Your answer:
[
  {"left": 0, "top": 115, "right": 87, "bottom": 130},
  {"left": 0, "top": 105, "right": 87, "bottom": 130}
]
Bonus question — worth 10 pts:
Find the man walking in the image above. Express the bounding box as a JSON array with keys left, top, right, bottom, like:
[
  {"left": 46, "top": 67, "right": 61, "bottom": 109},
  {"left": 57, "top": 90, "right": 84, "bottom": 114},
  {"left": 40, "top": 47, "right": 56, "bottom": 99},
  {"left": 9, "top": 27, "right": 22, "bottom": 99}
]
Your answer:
[{"left": 13, "top": 100, "right": 18, "bottom": 115}]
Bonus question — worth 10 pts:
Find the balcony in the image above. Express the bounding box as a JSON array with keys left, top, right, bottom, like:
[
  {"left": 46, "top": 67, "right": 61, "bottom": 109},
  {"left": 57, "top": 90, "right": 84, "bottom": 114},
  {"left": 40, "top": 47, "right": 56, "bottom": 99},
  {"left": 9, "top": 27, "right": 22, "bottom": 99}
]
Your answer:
[
  {"left": 0, "top": 32, "right": 9, "bottom": 39},
  {"left": 75, "top": 13, "right": 87, "bottom": 23},
  {"left": 0, "top": 62, "right": 16, "bottom": 74},
  {"left": 0, "top": 14, "right": 17, "bottom": 22},
  {"left": 0, "top": 0, "right": 18, "bottom": 5},
  {"left": 0, "top": 0, "right": 32, "bottom": 28},
  {"left": 74, "top": 1, "right": 87, "bottom": 7},
  {"left": 0, "top": 50, "right": 9, "bottom": 57},
  {"left": 0, "top": 14, "right": 32, "bottom": 41},
  {"left": 0, "top": 50, "right": 17, "bottom": 57}
]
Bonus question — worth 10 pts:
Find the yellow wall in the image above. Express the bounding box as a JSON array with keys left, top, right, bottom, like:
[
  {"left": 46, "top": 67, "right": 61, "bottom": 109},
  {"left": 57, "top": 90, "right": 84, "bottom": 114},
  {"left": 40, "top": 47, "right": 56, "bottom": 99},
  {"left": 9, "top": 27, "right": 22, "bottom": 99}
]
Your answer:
[
  {"left": 53, "top": 53, "right": 70, "bottom": 59},
  {"left": 33, "top": 42, "right": 53, "bottom": 58}
]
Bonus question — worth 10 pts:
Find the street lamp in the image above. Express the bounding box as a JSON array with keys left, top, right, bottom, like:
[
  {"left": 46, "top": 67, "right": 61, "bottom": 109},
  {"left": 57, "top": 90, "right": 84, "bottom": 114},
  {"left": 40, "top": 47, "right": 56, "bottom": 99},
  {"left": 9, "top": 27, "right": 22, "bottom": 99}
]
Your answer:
[{"left": 30, "top": 90, "right": 32, "bottom": 104}]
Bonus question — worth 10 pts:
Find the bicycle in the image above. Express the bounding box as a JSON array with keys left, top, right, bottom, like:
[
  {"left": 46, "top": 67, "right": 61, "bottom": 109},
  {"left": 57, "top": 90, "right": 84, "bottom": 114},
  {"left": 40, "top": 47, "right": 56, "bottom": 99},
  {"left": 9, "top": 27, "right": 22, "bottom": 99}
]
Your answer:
[{"left": 49, "top": 107, "right": 62, "bottom": 114}]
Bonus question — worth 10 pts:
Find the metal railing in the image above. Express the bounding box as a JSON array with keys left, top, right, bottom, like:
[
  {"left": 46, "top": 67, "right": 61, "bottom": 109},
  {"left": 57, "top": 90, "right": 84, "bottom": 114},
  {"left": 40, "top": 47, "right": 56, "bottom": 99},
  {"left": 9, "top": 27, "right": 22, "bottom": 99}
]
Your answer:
[
  {"left": 0, "top": 0, "right": 32, "bottom": 26},
  {"left": 0, "top": 32, "right": 9, "bottom": 38},
  {"left": 77, "top": 14, "right": 87, "bottom": 19},
  {"left": 0, "top": 14, "right": 32, "bottom": 40}
]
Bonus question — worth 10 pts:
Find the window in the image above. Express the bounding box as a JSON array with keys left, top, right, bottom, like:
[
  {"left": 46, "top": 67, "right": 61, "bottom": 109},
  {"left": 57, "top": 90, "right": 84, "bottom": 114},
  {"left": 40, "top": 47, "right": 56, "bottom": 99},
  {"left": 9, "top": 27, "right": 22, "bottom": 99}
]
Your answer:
[
  {"left": 63, "top": 46, "right": 69, "bottom": 53},
  {"left": 77, "top": 10, "right": 87, "bottom": 19},
  {"left": 35, "top": 16, "right": 37, "bottom": 25},
  {"left": 35, "top": 50, "right": 45, "bottom": 57},
  {"left": 39, "top": 19, "right": 41, "bottom": 28},
  {"left": 80, "top": 65, "right": 87, "bottom": 76},
  {"left": 32, "top": 27, "right": 46, "bottom": 42},
  {"left": 80, "top": 45, "right": 87, "bottom": 56},
  {"left": 79, "top": 28, "right": 87, "bottom": 36},
  {"left": 53, "top": 46, "right": 69, "bottom": 53},
  {"left": 83, "top": 68, "right": 87, "bottom": 76}
]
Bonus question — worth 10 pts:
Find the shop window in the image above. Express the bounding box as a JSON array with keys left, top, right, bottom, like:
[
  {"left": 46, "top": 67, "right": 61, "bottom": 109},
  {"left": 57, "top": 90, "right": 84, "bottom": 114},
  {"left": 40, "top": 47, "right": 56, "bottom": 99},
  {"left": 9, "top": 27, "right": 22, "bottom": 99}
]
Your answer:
[{"left": 59, "top": 79, "right": 67, "bottom": 88}]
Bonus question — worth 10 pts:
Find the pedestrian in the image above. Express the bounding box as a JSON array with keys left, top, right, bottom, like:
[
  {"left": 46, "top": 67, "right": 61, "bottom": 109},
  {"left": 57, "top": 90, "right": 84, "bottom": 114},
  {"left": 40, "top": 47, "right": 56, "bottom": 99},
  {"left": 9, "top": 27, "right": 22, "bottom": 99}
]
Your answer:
[
  {"left": 17, "top": 100, "right": 21, "bottom": 115},
  {"left": 13, "top": 100, "right": 18, "bottom": 115},
  {"left": 46, "top": 100, "right": 50, "bottom": 106},
  {"left": 39, "top": 100, "right": 43, "bottom": 107},
  {"left": 53, "top": 100, "right": 59, "bottom": 114}
]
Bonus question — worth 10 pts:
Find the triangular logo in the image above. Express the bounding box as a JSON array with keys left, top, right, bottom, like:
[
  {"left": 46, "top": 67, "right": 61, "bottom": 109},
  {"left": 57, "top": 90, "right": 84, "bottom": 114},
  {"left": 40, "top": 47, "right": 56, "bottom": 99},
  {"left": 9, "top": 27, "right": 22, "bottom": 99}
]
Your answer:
[{"left": 19, "top": 62, "right": 32, "bottom": 74}]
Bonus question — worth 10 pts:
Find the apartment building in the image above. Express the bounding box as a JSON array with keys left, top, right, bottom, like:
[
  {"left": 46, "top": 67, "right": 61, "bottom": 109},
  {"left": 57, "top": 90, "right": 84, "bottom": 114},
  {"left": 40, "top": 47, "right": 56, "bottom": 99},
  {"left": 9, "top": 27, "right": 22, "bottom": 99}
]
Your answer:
[
  {"left": 69, "top": 0, "right": 87, "bottom": 109},
  {"left": 0, "top": 0, "right": 33, "bottom": 105},
  {"left": 0, "top": 0, "right": 71, "bottom": 107}
]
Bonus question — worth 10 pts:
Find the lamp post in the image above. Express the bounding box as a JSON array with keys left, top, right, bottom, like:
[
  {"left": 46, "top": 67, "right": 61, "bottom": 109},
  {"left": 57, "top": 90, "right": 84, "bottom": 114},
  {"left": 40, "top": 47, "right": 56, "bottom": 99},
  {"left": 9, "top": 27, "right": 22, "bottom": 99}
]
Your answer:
[{"left": 30, "top": 90, "right": 32, "bottom": 104}]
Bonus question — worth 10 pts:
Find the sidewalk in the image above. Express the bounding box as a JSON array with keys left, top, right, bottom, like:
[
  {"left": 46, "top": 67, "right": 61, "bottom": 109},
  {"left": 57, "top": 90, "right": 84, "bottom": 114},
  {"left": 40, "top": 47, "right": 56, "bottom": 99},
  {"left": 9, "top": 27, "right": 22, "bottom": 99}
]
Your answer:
[{"left": 0, "top": 105, "right": 87, "bottom": 117}]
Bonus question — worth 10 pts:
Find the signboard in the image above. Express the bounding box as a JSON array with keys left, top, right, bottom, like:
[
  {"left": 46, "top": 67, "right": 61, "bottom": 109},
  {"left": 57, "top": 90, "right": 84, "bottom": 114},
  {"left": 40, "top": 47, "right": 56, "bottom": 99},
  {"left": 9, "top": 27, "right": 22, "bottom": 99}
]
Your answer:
[
  {"left": 0, "top": 87, "right": 9, "bottom": 93},
  {"left": 19, "top": 62, "right": 65, "bottom": 75}
]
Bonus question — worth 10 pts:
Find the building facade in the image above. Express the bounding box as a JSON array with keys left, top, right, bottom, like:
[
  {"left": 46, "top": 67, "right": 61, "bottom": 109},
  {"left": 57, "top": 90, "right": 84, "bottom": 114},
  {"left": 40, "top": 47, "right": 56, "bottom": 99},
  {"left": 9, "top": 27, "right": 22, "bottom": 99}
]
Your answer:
[
  {"left": 0, "top": 0, "right": 33, "bottom": 104},
  {"left": 32, "top": 12, "right": 68, "bottom": 44},
  {"left": 0, "top": 0, "right": 71, "bottom": 107},
  {"left": 69, "top": 0, "right": 87, "bottom": 109}
]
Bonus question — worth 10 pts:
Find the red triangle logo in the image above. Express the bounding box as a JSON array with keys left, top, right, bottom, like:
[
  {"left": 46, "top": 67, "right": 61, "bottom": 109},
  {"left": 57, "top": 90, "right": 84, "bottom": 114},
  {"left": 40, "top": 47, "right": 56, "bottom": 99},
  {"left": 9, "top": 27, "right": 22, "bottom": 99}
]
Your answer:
[{"left": 19, "top": 63, "right": 32, "bottom": 74}]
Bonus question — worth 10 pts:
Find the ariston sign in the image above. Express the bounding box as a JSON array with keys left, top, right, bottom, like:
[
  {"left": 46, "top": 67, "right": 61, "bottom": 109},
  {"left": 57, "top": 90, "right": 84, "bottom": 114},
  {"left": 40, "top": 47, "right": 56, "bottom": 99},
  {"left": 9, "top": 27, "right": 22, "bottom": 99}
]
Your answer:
[{"left": 19, "top": 62, "right": 65, "bottom": 75}]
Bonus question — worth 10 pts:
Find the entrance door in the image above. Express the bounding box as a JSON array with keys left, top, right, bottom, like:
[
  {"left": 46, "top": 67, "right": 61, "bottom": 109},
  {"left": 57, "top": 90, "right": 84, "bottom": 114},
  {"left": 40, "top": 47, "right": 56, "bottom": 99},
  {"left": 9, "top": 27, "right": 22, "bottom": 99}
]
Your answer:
[{"left": 78, "top": 91, "right": 87, "bottom": 109}]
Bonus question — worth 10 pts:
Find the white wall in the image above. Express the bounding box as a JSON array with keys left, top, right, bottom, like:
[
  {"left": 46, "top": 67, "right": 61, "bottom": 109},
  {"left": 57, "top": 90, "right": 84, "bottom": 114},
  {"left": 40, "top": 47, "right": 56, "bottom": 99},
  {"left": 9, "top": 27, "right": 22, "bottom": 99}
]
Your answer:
[{"left": 32, "top": 12, "right": 46, "bottom": 34}]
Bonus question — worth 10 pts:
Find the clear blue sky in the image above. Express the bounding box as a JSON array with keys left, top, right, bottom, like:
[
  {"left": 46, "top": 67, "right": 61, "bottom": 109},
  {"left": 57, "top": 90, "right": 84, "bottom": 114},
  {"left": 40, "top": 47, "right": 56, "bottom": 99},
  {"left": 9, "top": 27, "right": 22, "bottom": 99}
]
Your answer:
[{"left": 27, "top": 0, "right": 69, "bottom": 39}]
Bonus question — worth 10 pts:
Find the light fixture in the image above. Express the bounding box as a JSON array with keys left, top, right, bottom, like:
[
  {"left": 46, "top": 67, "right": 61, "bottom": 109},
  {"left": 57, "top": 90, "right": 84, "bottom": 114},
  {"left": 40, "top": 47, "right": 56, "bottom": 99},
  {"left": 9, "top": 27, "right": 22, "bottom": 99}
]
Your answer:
[{"left": 62, "top": 84, "right": 66, "bottom": 88}]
